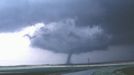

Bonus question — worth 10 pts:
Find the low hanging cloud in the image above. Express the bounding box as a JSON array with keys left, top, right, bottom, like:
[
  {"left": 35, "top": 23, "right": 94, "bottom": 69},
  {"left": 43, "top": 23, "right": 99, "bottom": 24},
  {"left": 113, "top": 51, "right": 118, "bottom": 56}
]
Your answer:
[
  {"left": 31, "top": 19, "right": 111, "bottom": 54},
  {"left": 0, "top": 0, "right": 133, "bottom": 49}
]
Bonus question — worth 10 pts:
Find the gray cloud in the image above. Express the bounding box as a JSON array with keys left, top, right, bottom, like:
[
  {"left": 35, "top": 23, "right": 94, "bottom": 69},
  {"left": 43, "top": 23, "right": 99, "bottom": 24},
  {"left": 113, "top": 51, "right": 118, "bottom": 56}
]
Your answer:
[
  {"left": 30, "top": 18, "right": 111, "bottom": 64},
  {"left": 100, "top": 0, "right": 134, "bottom": 45},
  {"left": 31, "top": 19, "right": 110, "bottom": 54},
  {"left": 0, "top": 0, "right": 134, "bottom": 39},
  {"left": 0, "top": 0, "right": 134, "bottom": 65},
  {"left": 0, "top": 0, "right": 104, "bottom": 32}
]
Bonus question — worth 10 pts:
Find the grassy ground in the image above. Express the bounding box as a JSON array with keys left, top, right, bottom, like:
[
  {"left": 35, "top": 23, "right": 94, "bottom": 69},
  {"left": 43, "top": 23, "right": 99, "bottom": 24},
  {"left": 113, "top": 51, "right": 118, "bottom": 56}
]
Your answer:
[
  {"left": 92, "top": 66, "right": 134, "bottom": 75},
  {"left": 0, "top": 62, "right": 134, "bottom": 75}
]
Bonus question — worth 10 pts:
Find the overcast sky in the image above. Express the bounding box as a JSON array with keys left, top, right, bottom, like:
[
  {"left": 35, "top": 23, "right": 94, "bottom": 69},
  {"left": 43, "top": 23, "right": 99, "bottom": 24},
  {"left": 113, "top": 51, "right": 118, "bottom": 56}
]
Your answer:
[{"left": 0, "top": 0, "right": 134, "bottom": 67}]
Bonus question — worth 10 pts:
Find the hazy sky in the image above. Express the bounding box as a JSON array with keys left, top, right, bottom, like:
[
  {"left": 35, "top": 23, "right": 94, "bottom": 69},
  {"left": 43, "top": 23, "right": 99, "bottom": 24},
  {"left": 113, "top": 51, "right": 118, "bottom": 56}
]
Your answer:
[{"left": 0, "top": 0, "right": 134, "bottom": 67}]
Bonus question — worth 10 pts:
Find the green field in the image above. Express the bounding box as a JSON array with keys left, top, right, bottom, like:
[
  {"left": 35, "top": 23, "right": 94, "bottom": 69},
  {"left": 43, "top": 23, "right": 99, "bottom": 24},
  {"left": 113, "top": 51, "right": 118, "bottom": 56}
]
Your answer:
[
  {"left": 92, "top": 66, "right": 134, "bottom": 75},
  {"left": 0, "top": 62, "right": 134, "bottom": 75}
]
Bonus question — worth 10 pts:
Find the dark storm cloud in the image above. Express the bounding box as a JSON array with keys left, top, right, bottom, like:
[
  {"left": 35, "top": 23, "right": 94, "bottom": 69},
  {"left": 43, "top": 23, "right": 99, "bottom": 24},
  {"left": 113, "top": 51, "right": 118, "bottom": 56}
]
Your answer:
[
  {"left": 29, "top": 0, "right": 134, "bottom": 55},
  {"left": 99, "top": 0, "right": 134, "bottom": 45},
  {"left": 0, "top": 0, "right": 104, "bottom": 32},
  {"left": 0, "top": 0, "right": 134, "bottom": 48},
  {"left": 31, "top": 19, "right": 110, "bottom": 53}
]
